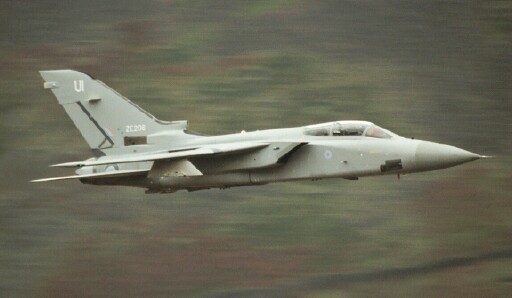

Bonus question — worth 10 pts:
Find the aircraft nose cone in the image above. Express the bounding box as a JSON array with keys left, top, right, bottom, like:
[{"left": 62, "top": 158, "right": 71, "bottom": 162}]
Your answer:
[{"left": 415, "top": 141, "right": 481, "bottom": 171}]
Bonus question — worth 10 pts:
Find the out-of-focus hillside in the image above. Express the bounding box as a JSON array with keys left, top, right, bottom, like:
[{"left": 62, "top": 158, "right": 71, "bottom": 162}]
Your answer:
[{"left": 0, "top": 1, "right": 511, "bottom": 297}]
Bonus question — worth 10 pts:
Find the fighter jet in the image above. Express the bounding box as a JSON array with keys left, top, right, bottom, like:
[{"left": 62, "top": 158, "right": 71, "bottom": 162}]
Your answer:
[{"left": 32, "top": 70, "right": 484, "bottom": 193}]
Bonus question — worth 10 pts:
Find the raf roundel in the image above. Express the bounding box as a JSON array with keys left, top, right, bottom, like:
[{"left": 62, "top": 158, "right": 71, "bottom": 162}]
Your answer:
[{"left": 324, "top": 149, "right": 333, "bottom": 160}]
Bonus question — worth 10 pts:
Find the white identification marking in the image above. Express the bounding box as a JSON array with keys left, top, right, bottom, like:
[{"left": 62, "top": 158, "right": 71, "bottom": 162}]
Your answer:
[
  {"left": 74, "top": 80, "right": 84, "bottom": 92},
  {"left": 125, "top": 124, "right": 146, "bottom": 133}
]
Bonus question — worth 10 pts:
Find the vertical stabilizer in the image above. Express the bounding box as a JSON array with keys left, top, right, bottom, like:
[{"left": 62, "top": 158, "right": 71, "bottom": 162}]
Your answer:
[{"left": 40, "top": 70, "right": 186, "bottom": 155}]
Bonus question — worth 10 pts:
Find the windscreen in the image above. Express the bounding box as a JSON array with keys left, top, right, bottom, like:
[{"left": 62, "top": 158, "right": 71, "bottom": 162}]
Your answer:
[
  {"left": 331, "top": 123, "right": 368, "bottom": 136},
  {"left": 364, "top": 125, "right": 391, "bottom": 138}
]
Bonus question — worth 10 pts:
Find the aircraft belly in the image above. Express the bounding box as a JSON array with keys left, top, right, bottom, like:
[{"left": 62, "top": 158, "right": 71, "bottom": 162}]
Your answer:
[{"left": 147, "top": 172, "right": 253, "bottom": 191}]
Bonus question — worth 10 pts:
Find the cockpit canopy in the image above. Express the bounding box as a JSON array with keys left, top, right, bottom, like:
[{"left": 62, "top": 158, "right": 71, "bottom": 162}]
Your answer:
[{"left": 304, "top": 121, "right": 392, "bottom": 138}]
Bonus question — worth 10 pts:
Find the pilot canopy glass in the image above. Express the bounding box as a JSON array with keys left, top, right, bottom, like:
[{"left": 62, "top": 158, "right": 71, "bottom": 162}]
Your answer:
[{"left": 304, "top": 122, "right": 391, "bottom": 138}]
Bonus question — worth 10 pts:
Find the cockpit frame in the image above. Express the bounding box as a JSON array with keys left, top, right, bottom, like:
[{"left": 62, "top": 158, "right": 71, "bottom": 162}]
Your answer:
[{"left": 304, "top": 121, "right": 392, "bottom": 139}]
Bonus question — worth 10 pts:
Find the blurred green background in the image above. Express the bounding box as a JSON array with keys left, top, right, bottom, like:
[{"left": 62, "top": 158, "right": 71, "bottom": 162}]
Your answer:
[{"left": 1, "top": 1, "right": 511, "bottom": 297}]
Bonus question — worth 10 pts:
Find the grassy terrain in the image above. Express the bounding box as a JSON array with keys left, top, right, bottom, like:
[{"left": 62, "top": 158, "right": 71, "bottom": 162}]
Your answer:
[{"left": 0, "top": 1, "right": 511, "bottom": 297}]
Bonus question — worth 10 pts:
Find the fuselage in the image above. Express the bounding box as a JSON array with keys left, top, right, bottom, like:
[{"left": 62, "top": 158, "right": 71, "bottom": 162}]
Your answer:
[{"left": 80, "top": 120, "right": 481, "bottom": 193}]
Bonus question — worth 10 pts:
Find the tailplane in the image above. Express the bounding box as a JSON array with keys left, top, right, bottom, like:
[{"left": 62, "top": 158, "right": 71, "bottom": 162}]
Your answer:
[{"left": 40, "top": 70, "right": 186, "bottom": 155}]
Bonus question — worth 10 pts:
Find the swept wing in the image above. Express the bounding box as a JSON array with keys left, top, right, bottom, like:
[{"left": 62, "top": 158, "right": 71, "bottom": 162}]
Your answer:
[
  {"left": 50, "top": 142, "right": 270, "bottom": 168},
  {"left": 31, "top": 169, "right": 149, "bottom": 182}
]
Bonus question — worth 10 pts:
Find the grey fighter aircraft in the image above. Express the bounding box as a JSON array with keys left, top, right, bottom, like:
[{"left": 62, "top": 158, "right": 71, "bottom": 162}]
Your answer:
[{"left": 32, "top": 70, "right": 484, "bottom": 193}]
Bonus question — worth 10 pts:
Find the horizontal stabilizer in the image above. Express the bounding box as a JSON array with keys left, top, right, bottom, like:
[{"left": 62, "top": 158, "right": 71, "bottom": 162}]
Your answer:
[
  {"left": 51, "top": 142, "right": 270, "bottom": 168},
  {"left": 31, "top": 169, "right": 149, "bottom": 182}
]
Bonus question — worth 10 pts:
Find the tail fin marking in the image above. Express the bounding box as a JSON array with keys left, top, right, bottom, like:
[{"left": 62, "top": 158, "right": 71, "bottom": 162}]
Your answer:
[{"left": 40, "top": 70, "right": 186, "bottom": 155}]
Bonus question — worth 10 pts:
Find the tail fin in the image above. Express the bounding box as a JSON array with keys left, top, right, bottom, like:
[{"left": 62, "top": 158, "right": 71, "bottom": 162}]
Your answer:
[{"left": 40, "top": 70, "right": 186, "bottom": 155}]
